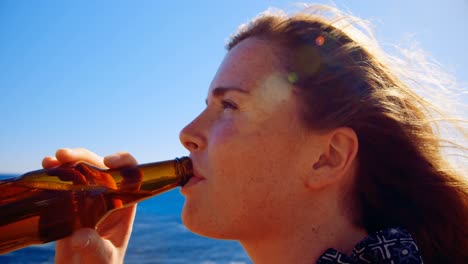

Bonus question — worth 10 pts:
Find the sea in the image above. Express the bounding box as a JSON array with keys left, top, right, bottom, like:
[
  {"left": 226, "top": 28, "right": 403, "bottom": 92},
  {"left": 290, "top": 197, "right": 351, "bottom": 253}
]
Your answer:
[{"left": 0, "top": 174, "right": 252, "bottom": 264}]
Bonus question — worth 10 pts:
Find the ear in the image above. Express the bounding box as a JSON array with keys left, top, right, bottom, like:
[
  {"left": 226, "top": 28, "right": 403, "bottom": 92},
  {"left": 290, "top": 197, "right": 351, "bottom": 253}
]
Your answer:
[{"left": 307, "top": 127, "right": 358, "bottom": 189}]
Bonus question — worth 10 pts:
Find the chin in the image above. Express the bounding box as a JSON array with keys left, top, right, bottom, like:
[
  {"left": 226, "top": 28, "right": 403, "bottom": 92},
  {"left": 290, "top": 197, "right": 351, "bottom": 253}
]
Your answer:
[
  {"left": 181, "top": 205, "right": 216, "bottom": 238},
  {"left": 181, "top": 204, "right": 236, "bottom": 240}
]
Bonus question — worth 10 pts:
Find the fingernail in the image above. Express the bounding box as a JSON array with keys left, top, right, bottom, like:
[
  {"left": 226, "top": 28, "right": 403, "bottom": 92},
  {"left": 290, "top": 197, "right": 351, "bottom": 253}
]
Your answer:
[
  {"left": 60, "top": 148, "right": 73, "bottom": 154},
  {"left": 105, "top": 153, "right": 120, "bottom": 163},
  {"left": 72, "top": 233, "right": 90, "bottom": 250}
]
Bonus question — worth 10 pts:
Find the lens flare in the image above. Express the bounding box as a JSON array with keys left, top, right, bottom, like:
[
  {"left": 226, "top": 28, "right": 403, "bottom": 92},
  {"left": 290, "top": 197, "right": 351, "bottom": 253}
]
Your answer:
[
  {"left": 315, "top": 35, "right": 325, "bottom": 46},
  {"left": 288, "top": 72, "right": 299, "bottom": 84}
]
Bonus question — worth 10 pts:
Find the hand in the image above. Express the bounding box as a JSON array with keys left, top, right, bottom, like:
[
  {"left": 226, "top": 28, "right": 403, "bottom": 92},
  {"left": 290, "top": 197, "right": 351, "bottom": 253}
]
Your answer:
[{"left": 42, "top": 148, "right": 138, "bottom": 264}]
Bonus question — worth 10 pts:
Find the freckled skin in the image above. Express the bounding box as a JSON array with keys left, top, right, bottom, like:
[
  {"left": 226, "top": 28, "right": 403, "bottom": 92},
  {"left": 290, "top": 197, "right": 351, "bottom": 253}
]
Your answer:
[{"left": 179, "top": 38, "right": 324, "bottom": 241}]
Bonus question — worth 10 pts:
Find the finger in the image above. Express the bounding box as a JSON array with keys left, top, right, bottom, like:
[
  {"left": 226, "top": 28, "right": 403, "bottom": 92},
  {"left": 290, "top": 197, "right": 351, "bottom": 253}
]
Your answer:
[
  {"left": 103, "top": 152, "right": 137, "bottom": 169},
  {"left": 47, "top": 167, "right": 88, "bottom": 184},
  {"left": 70, "top": 228, "right": 99, "bottom": 249},
  {"left": 71, "top": 228, "right": 114, "bottom": 261},
  {"left": 55, "top": 229, "right": 118, "bottom": 264},
  {"left": 42, "top": 156, "right": 60, "bottom": 168},
  {"left": 55, "top": 236, "right": 74, "bottom": 264},
  {"left": 104, "top": 152, "right": 141, "bottom": 191},
  {"left": 56, "top": 148, "right": 106, "bottom": 168},
  {"left": 97, "top": 205, "right": 137, "bottom": 248}
]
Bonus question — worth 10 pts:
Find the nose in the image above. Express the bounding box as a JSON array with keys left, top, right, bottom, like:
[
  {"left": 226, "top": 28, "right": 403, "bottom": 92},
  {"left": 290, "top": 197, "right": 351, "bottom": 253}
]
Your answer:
[{"left": 179, "top": 117, "right": 205, "bottom": 152}]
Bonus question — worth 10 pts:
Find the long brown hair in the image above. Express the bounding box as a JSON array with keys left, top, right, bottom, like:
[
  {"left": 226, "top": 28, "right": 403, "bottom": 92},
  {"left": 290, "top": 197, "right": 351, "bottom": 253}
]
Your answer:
[{"left": 227, "top": 4, "right": 468, "bottom": 264}]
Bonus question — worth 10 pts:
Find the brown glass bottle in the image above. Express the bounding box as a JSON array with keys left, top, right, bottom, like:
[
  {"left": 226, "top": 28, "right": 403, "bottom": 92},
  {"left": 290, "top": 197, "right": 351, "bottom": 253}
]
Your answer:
[{"left": 0, "top": 157, "right": 192, "bottom": 254}]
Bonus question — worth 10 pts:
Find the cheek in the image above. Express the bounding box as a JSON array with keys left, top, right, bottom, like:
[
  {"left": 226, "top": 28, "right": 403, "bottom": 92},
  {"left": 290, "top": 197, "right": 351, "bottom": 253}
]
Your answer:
[
  {"left": 209, "top": 115, "right": 268, "bottom": 145},
  {"left": 207, "top": 114, "right": 295, "bottom": 176},
  {"left": 207, "top": 118, "right": 269, "bottom": 189},
  {"left": 209, "top": 118, "right": 240, "bottom": 146},
  {"left": 208, "top": 116, "right": 268, "bottom": 162},
  {"left": 206, "top": 112, "right": 302, "bottom": 187},
  {"left": 208, "top": 119, "right": 268, "bottom": 172},
  {"left": 208, "top": 129, "right": 278, "bottom": 198}
]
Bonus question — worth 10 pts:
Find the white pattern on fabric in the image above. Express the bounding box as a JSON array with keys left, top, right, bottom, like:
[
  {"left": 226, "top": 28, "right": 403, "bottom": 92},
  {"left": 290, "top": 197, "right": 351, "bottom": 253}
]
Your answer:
[{"left": 316, "top": 227, "right": 424, "bottom": 264}]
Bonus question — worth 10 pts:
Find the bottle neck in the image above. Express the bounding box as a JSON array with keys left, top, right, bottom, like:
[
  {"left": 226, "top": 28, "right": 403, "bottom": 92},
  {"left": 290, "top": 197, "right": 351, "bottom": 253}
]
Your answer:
[
  {"left": 174, "top": 157, "right": 193, "bottom": 186},
  {"left": 110, "top": 156, "right": 193, "bottom": 193}
]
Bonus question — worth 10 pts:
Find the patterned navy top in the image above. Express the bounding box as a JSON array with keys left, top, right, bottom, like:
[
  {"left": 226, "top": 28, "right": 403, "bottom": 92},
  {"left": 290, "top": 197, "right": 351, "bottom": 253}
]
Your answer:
[{"left": 317, "top": 227, "right": 424, "bottom": 264}]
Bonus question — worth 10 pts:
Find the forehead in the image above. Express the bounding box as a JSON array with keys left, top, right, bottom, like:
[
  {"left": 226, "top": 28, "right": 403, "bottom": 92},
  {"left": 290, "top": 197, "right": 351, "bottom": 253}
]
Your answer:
[{"left": 209, "top": 38, "right": 284, "bottom": 95}]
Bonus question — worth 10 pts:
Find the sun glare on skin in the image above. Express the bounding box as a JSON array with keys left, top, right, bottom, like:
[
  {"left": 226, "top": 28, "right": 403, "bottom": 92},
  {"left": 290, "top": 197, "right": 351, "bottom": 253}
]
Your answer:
[{"left": 256, "top": 72, "right": 293, "bottom": 113}]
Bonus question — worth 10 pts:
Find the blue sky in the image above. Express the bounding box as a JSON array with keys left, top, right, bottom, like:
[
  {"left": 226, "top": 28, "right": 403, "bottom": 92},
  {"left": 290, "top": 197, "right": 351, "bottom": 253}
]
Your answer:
[{"left": 1, "top": 0, "right": 467, "bottom": 173}]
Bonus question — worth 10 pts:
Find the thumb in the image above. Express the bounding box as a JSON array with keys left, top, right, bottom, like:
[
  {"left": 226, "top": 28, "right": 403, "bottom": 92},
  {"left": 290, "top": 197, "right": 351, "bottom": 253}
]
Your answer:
[{"left": 70, "top": 228, "right": 114, "bottom": 263}]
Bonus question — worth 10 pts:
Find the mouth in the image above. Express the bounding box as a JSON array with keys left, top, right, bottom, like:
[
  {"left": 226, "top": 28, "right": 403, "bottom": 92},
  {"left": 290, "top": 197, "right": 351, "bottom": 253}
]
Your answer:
[{"left": 181, "top": 170, "right": 206, "bottom": 193}]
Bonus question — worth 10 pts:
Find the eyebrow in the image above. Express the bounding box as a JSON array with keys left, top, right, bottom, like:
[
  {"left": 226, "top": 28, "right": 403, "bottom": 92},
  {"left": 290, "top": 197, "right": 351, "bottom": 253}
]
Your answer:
[{"left": 205, "top": 86, "right": 250, "bottom": 105}]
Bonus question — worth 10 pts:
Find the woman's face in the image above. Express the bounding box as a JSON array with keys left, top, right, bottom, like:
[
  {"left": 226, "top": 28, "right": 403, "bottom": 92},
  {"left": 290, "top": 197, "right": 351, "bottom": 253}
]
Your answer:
[{"left": 179, "top": 38, "right": 323, "bottom": 240}]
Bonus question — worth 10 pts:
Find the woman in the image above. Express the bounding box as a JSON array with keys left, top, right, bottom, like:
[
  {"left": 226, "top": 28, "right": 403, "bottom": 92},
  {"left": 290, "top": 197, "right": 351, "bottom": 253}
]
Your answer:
[{"left": 43, "top": 4, "right": 468, "bottom": 264}]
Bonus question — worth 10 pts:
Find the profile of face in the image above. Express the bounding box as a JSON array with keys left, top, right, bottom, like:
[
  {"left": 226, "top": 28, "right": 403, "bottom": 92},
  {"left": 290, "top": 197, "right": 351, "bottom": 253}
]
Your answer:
[{"left": 179, "top": 38, "right": 328, "bottom": 241}]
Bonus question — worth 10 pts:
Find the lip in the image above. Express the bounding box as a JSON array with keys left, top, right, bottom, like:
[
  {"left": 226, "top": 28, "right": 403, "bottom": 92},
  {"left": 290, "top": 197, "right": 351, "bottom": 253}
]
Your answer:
[{"left": 181, "top": 169, "right": 206, "bottom": 194}]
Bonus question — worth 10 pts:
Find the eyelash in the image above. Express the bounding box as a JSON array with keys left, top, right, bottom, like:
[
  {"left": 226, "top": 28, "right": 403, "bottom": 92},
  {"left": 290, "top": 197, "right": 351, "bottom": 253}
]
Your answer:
[{"left": 221, "top": 100, "right": 237, "bottom": 110}]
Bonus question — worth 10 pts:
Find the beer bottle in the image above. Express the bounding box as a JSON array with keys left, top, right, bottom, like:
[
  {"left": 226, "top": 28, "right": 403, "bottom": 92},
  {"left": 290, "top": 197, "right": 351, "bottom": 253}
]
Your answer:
[{"left": 0, "top": 157, "right": 192, "bottom": 254}]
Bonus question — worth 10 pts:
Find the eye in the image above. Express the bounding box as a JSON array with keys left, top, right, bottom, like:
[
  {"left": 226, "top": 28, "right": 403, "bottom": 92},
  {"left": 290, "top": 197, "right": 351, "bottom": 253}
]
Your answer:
[{"left": 221, "top": 100, "right": 237, "bottom": 111}]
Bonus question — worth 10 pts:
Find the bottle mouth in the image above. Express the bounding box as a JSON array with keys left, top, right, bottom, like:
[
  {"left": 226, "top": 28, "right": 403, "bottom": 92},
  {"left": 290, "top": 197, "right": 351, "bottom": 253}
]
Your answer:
[{"left": 175, "top": 157, "right": 193, "bottom": 186}]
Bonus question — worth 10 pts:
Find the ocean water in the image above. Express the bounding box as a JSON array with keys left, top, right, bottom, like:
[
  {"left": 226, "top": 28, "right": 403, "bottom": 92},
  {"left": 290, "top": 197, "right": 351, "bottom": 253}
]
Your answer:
[{"left": 0, "top": 175, "right": 252, "bottom": 264}]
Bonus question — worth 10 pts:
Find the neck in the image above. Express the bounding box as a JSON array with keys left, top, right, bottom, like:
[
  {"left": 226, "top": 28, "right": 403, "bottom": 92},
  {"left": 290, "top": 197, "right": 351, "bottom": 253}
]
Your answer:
[{"left": 239, "top": 203, "right": 367, "bottom": 264}]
